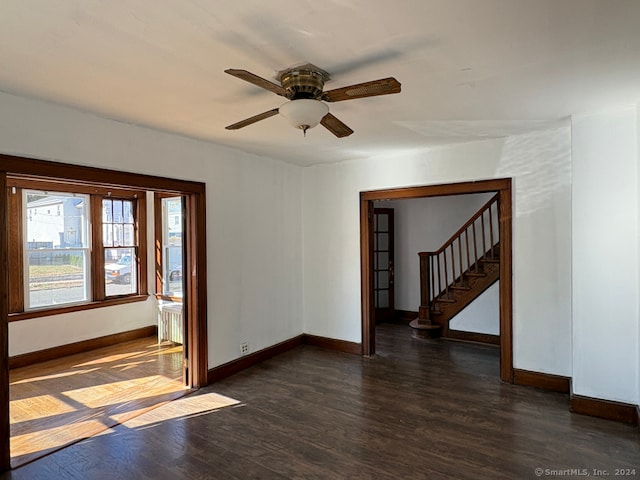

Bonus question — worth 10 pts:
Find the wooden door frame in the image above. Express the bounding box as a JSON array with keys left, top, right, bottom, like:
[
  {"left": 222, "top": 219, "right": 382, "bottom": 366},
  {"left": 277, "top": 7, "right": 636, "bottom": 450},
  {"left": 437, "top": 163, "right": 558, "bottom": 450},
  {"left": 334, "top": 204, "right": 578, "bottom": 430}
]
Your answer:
[
  {"left": 1, "top": 171, "right": 10, "bottom": 471},
  {"left": 0, "top": 154, "right": 209, "bottom": 471},
  {"left": 360, "top": 178, "right": 513, "bottom": 383}
]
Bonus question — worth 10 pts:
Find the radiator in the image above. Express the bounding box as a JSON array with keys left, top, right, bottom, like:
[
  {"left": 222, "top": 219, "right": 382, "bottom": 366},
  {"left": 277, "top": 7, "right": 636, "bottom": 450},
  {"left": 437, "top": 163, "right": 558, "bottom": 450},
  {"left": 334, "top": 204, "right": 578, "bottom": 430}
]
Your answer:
[{"left": 158, "top": 303, "right": 183, "bottom": 344}]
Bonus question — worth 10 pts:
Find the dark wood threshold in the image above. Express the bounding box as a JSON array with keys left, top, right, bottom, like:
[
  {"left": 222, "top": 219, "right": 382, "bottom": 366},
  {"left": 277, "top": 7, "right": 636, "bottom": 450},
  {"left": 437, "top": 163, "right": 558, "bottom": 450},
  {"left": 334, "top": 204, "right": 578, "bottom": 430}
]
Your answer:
[
  {"left": 444, "top": 330, "right": 500, "bottom": 346},
  {"left": 8, "top": 325, "right": 158, "bottom": 370},
  {"left": 570, "top": 394, "right": 639, "bottom": 426},
  {"left": 513, "top": 369, "right": 571, "bottom": 394}
]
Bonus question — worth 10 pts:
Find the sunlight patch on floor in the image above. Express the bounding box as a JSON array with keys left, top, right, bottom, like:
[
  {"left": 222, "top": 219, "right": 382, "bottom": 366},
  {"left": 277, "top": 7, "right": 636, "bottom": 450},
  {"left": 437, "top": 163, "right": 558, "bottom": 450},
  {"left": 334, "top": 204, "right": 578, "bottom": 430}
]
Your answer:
[
  {"left": 63, "top": 375, "right": 177, "bottom": 408},
  {"left": 75, "top": 351, "right": 146, "bottom": 366},
  {"left": 10, "top": 394, "right": 77, "bottom": 423},
  {"left": 9, "top": 337, "right": 186, "bottom": 468},
  {"left": 10, "top": 367, "right": 101, "bottom": 385},
  {"left": 11, "top": 419, "right": 108, "bottom": 456},
  {"left": 124, "top": 392, "right": 242, "bottom": 428},
  {"left": 111, "top": 359, "right": 158, "bottom": 371}
]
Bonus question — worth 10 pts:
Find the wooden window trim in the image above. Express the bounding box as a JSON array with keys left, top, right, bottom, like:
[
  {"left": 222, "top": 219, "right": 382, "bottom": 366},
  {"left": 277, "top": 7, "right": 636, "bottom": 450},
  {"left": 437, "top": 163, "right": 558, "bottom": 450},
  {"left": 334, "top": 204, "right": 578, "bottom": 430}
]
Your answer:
[
  {"left": 91, "top": 195, "right": 105, "bottom": 301},
  {"left": 0, "top": 172, "right": 10, "bottom": 472},
  {"left": 8, "top": 295, "right": 149, "bottom": 322},
  {"left": 7, "top": 187, "right": 24, "bottom": 313},
  {"left": 6, "top": 177, "right": 143, "bottom": 197},
  {"left": 94, "top": 194, "right": 148, "bottom": 301},
  {"left": 154, "top": 193, "right": 183, "bottom": 303},
  {"left": 7, "top": 178, "right": 148, "bottom": 318},
  {"left": 154, "top": 194, "right": 163, "bottom": 298}
]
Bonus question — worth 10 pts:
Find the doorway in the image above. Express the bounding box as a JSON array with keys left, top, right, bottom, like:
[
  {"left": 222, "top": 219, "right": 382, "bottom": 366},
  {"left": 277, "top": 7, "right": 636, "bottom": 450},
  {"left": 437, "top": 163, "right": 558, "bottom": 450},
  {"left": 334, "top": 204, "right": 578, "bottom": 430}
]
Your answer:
[
  {"left": 0, "top": 154, "right": 209, "bottom": 471},
  {"left": 360, "top": 179, "right": 513, "bottom": 383}
]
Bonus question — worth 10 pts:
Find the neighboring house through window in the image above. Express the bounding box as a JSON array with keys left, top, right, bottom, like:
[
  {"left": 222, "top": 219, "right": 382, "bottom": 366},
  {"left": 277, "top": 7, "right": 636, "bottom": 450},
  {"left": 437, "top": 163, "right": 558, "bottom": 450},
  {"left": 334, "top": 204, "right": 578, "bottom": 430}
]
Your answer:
[{"left": 24, "top": 191, "right": 90, "bottom": 310}]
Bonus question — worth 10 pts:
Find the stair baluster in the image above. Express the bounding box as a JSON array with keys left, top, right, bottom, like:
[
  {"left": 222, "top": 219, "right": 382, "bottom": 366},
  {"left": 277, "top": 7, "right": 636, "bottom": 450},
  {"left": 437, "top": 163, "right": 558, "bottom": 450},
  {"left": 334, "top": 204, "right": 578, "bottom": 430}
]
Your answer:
[{"left": 411, "top": 193, "right": 500, "bottom": 339}]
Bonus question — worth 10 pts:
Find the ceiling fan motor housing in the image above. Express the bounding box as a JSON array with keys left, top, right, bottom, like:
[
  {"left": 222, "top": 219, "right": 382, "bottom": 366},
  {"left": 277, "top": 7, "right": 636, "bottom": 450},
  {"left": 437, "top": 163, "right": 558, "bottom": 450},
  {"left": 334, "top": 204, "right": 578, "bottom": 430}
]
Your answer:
[{"left": 278, "top": 64, "right": 330, "bottom": 100}]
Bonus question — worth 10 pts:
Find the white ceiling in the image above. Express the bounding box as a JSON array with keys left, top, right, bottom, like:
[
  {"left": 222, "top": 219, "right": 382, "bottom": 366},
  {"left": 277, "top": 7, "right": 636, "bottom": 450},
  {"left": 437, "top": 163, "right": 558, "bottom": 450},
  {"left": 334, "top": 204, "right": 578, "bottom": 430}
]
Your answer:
[{"left": 2, "top": 0, "right": 640, "bottom": 166}]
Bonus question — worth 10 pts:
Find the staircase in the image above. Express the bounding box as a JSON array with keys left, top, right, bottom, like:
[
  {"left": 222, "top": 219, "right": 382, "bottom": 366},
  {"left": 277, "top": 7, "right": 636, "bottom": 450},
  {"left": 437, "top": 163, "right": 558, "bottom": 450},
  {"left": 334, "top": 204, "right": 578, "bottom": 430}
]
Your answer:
[{"left": 410, "top": 193, "right": 500, "bottom": 340}]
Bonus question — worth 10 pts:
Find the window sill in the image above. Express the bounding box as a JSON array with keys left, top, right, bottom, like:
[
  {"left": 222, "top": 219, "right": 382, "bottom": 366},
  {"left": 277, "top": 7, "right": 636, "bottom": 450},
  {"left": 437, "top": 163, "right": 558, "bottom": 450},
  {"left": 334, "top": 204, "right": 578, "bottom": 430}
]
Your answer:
[
  {"left": 8, "top": 294, "right": 149, "bottom": 322},
  {"left": 154, "top": 293, "right": 183, "bottom": 303}
]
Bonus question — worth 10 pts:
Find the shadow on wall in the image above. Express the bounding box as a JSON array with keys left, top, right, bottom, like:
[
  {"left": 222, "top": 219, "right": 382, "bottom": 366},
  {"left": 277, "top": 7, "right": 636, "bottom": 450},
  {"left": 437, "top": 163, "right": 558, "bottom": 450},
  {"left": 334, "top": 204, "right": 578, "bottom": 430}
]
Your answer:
[{"left": 495, "top": 126, "right": 571, "bottom": 217}]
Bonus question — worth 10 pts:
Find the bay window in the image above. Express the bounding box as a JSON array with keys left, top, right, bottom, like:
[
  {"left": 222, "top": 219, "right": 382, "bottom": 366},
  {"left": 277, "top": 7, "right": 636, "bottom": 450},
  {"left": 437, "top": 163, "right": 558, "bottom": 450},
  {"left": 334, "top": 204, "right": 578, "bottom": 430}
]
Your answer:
[{"left": 7, "top": 178, "right": 147, "bottom": 320}]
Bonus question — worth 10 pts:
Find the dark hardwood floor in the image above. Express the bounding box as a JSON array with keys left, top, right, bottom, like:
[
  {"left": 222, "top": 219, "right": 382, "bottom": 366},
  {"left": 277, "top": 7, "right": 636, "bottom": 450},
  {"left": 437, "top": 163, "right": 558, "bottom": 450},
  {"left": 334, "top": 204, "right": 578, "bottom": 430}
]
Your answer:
[{"left": 2, "top": 323, "right": 639, "bottom": 479}]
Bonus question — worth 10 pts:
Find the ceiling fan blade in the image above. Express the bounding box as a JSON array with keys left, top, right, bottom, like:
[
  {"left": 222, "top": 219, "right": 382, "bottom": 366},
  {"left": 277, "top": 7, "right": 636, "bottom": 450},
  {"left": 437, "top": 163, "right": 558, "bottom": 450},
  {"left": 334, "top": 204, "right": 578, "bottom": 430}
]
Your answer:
[
  {"left": 322, "top": 77, "right": 401, "bottom": 102},
  {"left": 225, "top": 108, "right": 280, "bottom": 130},
  {"left": 225, "top": 69, "right": 289, "bottom": 97},
  {"left": 321, "top": 113, "right": 354, "bottom": 138}
]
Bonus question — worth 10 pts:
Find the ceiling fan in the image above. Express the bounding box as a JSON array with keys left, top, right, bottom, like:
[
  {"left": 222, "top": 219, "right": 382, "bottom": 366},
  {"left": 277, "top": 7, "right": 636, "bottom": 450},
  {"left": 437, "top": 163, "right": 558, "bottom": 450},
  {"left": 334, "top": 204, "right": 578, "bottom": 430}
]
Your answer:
[{"left": 225, "top": 63, "right": 401, "bottom": 137}]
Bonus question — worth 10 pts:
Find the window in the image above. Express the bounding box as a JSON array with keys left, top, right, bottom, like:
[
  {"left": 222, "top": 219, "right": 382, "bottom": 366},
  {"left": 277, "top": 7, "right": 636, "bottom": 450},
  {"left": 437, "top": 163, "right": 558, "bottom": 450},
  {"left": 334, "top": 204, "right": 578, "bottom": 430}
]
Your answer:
[
  {"left": 156, "top": 195, "right": 183, "bottom": 300},
  {"left": 24, "top": 191, "right": 91, "bottom": 310},
  {"left": 7, "top": 178, "right": 147, "bottom": 319},
  {"left": 103, "top": 198, "right": 138, "bottom": 297}
]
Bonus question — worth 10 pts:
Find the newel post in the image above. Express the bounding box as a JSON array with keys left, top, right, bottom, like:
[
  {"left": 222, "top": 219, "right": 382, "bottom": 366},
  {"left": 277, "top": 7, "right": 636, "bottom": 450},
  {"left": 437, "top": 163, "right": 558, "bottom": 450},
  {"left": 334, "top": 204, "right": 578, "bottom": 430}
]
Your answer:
[
  {"left": 418, "top": 252, "right": 431, "bottom": 324},
  {"left": 410, "top": 252, "right": 442, "bottom": 339}
]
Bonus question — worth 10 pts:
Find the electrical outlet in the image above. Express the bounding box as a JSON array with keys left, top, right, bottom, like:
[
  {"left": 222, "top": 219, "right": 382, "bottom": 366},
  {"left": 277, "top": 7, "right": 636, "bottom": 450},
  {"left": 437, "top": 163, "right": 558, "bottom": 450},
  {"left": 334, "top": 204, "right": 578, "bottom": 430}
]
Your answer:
[{"left": 240, "top": 342, "right": 249, "bottom": 355}]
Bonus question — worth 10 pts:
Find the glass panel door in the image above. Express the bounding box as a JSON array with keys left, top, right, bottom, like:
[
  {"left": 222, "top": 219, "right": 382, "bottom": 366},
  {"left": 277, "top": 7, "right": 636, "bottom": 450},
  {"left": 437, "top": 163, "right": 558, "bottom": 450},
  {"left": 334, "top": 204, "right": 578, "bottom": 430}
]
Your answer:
[{"left": 373, "top": 208, "right": 394, "bottom": 323}]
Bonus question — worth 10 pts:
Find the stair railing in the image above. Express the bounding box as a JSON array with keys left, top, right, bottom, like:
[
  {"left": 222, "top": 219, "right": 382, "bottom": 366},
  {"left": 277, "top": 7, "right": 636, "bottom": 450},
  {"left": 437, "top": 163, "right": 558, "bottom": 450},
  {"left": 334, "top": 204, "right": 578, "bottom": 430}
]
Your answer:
[{"left": 417, "top": 193, "right": 500, "bottom": 325}]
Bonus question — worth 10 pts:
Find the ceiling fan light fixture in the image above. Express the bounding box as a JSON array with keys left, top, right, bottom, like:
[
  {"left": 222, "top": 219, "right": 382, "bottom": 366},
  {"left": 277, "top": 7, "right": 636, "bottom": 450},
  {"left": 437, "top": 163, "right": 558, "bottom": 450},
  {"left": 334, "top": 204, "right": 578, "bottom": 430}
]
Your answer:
[{"left": 279, "top": 99, "right": 329, "bottom": 136}]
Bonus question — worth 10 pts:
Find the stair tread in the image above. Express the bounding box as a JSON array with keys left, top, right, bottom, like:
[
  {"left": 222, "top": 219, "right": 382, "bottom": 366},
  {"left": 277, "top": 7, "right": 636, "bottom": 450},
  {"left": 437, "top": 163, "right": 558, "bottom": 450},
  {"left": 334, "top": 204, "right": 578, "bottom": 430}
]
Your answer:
[
  {"left": 464, "top": 272, "right": 486, "bottom": 277},
  {"left": 480, "top": 258, "right": 500, "bottom": 263},
  {"left": 450, "top": 284, "right": 471, "bottom": 291},
  {"left": 436, "top": 297, "right": 456, "bottom": 303}
]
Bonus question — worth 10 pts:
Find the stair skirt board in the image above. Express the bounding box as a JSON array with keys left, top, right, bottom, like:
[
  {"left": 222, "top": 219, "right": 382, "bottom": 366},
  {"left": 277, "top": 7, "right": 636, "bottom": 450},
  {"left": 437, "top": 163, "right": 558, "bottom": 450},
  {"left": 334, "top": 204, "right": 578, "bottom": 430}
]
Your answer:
[
  {"left": 431, "top": 273, "right": 500, "bottom": 337},
  {"left": 446, "top": 330, "right": 499, "bottom": 345}
]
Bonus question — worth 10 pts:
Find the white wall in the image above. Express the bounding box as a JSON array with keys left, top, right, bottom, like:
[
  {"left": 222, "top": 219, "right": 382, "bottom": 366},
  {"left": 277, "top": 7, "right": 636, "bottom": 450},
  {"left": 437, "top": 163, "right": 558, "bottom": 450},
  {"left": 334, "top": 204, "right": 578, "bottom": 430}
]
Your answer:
[
  {"left": 385, "top": 193, "right": 494, "bottom": 311},
  {"left": 0, "top": 91, "right": 303, "bottom": 367},
  {"left": 449, "top": 282, "right": 499, "bottom": 335},
  {"left": 572, "top": 106, "right": 640, "bottom": 404},
  {"left": 303, "top": 126, "right": 572, "bottom": 377}
]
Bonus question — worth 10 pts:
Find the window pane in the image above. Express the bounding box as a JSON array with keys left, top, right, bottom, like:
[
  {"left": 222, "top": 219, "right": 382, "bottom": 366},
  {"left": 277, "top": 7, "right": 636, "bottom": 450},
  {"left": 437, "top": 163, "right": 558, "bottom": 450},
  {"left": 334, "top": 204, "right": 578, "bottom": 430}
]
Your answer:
[
  {"left": 25, "top": 191, "right": 91, "bottom": 310},
  {"left": 377, "top": 271, "right": 389, "bottom": 289},
  {"left": 377, "top": 252, "right": 389, "bottom": 269},
  {"left": 377, "top": 233, "right": 388, "bottom": 251},
  {"left": 27, "top": 193, "right": 89, "bottom": 248},
  {"left": 377, "top": 213, "right": 388, "bottom": 232},
  {"left": 103, "top": 224, "right": 113, "bottom": 247},
  {"left": 105, "top": 247, "right": 137, "bottom": 296},
  {"left": 103, "top": 197, "right": 137, "bottom": 297},
  {"left": 162, "top": 197, "right": 183, "bottom": 297},
  {"left": 123, "top": 224, "right": 134, "bottom": 246},
  {"left": 27, "top": 250, "right": 89, "bottom": 309},
  {"left": 103, "top": 198, "right": 135, "bottom": 247},
  {"left": 376, "top": 290, "right": 389, "bottom": 308},
  {"left": 113, "top": 200, "right": 123, "bottom": 223},
  {"left": 102, "top": 200, "right": 112, "bottom": 223},
  {"left": 123, "top": 201, "right": 134, "bottom": 223},
  {"left": 113, "top": 224, "right": 123, "bottom": 247}
]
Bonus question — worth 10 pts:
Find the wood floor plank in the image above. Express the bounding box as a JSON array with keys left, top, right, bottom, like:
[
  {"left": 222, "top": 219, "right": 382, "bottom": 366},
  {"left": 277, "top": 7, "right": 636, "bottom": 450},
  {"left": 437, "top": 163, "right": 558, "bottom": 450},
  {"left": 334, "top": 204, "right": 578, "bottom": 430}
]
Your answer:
[{"left": 2, "top": 323, "right": 639, "bottom": 479}]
